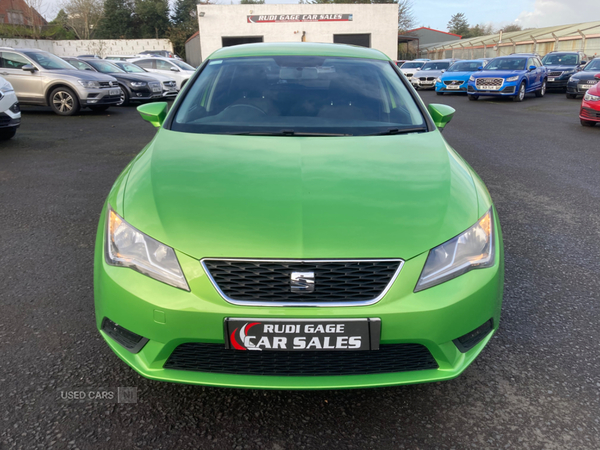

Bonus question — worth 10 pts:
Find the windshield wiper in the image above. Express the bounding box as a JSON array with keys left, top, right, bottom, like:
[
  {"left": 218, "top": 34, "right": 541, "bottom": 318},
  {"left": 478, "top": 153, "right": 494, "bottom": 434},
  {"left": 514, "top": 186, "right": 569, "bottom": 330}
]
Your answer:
[
  {"left": 367, "top": 127, "right": 428, "bottom": 136},
  {"left": 226, "top": 130, "right": 352, "bottom": 137}
]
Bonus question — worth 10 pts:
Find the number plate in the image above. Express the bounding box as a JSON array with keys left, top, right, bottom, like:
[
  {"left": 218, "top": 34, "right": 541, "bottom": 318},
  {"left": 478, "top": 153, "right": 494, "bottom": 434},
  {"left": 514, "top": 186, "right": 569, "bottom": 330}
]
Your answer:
[
  {"left": 549, "top": 77, "right": 555, "bottom": 82},
  {"left": 582, "top": 84, "right": 594, "bottom": 89},
  {"left": 446, "top": 85, "right": 460, "bottom": 90},
  {"left": 225, "top": 318, "right": 380, "bottom": 351},
  {"left": 152, "top": 87, "right": 161, "bottom": 92},
  {"left": 109, "top": 89, "right": 120, "bottom": 96},
  {"left": 481, "top": 85, "right": 500, "bottom": 90}
]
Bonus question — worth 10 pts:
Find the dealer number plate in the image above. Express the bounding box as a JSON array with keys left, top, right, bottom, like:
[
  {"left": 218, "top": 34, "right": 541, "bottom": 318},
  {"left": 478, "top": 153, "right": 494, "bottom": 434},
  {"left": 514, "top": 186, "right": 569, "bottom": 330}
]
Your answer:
[
  {"left": 109, "top": 89, "right": 120, "bottom": 96},
  {"left": 225, "top": 318, "right": 380, "bottom": 351},
  {"left": 152, "top": 87, "right": 161, "bottom": 92},
  {"left": 549, "top": 77, "right": 555, "bottom": 82},
  {"left": 582, "top": 84, "right": 594, "bottom": 90},
  {"left": 447, "top": 85, "right": 460, "bottom": 90}
]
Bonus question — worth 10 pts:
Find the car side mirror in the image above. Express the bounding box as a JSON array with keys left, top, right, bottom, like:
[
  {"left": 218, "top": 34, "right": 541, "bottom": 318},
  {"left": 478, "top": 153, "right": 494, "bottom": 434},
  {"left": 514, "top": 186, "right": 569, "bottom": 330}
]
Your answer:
[
  {"left": 529, "top": 65, "right": 536, "bottom": 71},
  {"left": 441, "top": 69, "right": 446, "bottom": 73},
  {"left": 22, "top": 64, "right": 36, "bottom": 72},
  {"left": 581, "top": 61, "right": 587, "bottom": 65},
  {"left": 137, "top": 102, "right": 168, "bottom": 128},
  {"left": 170, "top": 67, "right": 179, "bottom": 72},
  {"left": 477, "top": 66, "right": 483, "bottom": 71},
  {"left": 428, "top": 104, "right": 455, "bottom": 131}
]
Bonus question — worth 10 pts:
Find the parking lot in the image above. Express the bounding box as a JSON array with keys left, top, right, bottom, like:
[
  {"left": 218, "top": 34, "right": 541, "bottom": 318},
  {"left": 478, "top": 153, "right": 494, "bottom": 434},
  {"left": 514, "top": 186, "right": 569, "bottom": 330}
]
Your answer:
[{"left": 1, "top": 90, "right": 599, "bottom": 449}]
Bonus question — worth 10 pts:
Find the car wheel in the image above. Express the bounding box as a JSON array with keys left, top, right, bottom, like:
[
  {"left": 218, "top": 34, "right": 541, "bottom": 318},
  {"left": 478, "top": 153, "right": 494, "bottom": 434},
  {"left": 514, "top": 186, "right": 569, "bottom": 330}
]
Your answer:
[
  {"left": 535, "top": 80, "right": 546, "bottom": 97},
  {"left": 50, "top": 87, "right": 80, "bottom": 116},
  {"left": 468, "top": 94, "right": 479, "bottom": 101},
  {"left": 580, "top": 119, "right": 596, "bottom": 127},
  {"left": 436, "top": 91, "right": 444, "bottom": 96},
  {"left": 512, "top": 82, "right": 526, "bottom": 102},
  {"left": 0, "top": 127, "right": 17, "bottom": 140},
  {"left": 566, "top": 93, "right": 578, "bottom": 99},
  {"left": 89, "top": 105, "right": 110, "bottom": 112},
  {"left": 116, "top": 86, "right": 130, "bottom": 107}
]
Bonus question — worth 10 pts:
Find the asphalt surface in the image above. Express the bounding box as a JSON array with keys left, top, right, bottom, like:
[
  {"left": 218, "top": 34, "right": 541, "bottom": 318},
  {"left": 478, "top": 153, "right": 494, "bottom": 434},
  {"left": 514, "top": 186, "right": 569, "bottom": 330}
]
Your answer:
[{"left": 1, "top": 91, "right": 599, "bottom": 450}]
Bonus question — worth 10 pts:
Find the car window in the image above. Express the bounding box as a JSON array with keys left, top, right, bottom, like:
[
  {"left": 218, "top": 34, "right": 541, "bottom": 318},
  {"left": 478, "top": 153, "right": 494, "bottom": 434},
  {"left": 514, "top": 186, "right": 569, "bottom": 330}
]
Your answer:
[
  {"left": 527, "top": 58, "right": 535, "bottom": 68},
  {"left": 485, "top": 58, "right": 527, "bottom": 71},
  {"left": 400, "top": 62, "right": 424, "bottom": 69},
  {"left": 446, "top": 61, "right": 482, "bottom": 72},
  {"left": 68, "top": 59, "right": 94, "bottom": 71},
  {"left": 22, "top": 51, "right": 76, "bottom": 70},
  {"left": 156, "top": 60, "right": 174, "bottom": 70},
  {"left": 541, "top": 53, "right": 579, "bottom": 65},
  {"left": 420, "top": 62, "right": 451, "bottom": 71},
  {"left": 171, "top": 60, "right": 195, "bottom": 71},
  {"left": 118, "top": 63, "right": 146, "bottom": 73},
  {"left": 85, "top": 60, "right": 125, "bottom": 73},
  {"left": 0, "top": 52, "right": 31, "bottom": 69},
  {"left": 172, "top": 56, "right": 426, "bottom": 137},
  {"left": 584, "top": 59, "right": 600, "bottom": 71},
  {"left": 135, "top": 59, "right": 155, "bottom": 69}
]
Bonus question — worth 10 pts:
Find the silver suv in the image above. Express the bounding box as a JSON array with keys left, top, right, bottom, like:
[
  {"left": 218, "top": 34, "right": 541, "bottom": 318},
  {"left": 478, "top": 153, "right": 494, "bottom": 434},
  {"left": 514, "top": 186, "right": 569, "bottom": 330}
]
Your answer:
[{"left": 0, "top": 48, "right": 121, "bottom": 115}]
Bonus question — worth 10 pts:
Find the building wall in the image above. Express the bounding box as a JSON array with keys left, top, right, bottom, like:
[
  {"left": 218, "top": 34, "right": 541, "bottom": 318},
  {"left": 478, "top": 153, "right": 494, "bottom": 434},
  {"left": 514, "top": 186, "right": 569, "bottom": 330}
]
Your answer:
[
  {"left": 0, "top": 0, "right": 46, "bottom": 26},
  {"left": 0, "top": 38, "right": 173, "bottom": 57},
  {"left": 185, "top": 34, "right": 201, "bottom": 67},
  {"left": 196, "top": 4, "right": 399, "bottom": 61}
]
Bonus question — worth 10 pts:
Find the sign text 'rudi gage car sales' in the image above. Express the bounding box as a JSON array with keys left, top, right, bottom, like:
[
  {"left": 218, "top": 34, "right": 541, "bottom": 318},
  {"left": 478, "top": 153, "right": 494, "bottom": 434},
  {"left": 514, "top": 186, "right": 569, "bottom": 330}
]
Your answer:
[{"left": 247, "top": 14, "right": 353, "bottom": 24}]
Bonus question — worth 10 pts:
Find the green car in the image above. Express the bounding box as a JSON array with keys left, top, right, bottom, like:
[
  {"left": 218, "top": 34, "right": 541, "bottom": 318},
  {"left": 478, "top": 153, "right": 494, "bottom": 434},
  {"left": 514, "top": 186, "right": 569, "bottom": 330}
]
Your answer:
[{"left": 94, "top": 43, "right": 503, "bottom": 390}]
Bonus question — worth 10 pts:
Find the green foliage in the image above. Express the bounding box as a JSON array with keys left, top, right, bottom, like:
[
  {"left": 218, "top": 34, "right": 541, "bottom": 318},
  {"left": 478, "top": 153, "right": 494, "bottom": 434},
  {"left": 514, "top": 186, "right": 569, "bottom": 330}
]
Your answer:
[
  {"left": 240, "top": 0, "right": 265, "bottom": 3},
  {"left": 447, "top": 12, "right": 469, "bottom": 37},
  {"left": 134, "top": 0, "right": 171, "bottom": 39},
  {"left": 501, "top": 24, "right": 522, "bottom": 33},
  {"left": 97, "top": 0, "right": 136, "bottom": 38}
]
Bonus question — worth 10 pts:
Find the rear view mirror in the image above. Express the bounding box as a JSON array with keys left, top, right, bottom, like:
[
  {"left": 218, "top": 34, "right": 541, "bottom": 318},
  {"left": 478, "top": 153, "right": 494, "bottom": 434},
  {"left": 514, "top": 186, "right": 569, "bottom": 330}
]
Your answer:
[
  {"left": 22, "top": 64, "right": 36, "bottom": 72},
  {"left": 428, "top": 104, "right": 455, "bottom": 131},
  {"left": 529, "top": 65, "right": 536, "bottom": 71},
  {"left": 170, "top": 67, "right": 179, "bottom": 72},
  {"left": 137, "top": 102, "right": 167, "bottom": 128},
  {"left": 478, "top": 66, "right": 483, "bottom": 71}
]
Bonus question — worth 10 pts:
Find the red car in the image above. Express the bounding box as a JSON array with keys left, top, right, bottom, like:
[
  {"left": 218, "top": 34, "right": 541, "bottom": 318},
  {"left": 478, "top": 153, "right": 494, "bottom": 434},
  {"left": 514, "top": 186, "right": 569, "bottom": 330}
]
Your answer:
[{"left": 580, "top": 73, "right": 600, "bottom": 127}]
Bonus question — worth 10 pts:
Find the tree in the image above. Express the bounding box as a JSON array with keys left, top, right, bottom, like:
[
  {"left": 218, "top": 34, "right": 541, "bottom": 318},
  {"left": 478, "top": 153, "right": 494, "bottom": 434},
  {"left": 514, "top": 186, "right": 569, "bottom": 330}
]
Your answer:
[
  {"left": 396, "top": 0, "right": 415, "bottom": 32},
  {"left": 61, "top": 0, "right": 104, "bottom": 40},
  {"left": 97, "top": 0, "right": 135, "bottom": 38},
  {"left": 134, "top": 0, "right": 170, "bottom": 39},
  {"left": 447, "top": 12, "right": 469, "bottom": 37},
  {"left": 468, "top": 22, "right": 495, "bottom": 38},
  {"left": 502, "top": 24, "right": 522, "bottom": 33}
]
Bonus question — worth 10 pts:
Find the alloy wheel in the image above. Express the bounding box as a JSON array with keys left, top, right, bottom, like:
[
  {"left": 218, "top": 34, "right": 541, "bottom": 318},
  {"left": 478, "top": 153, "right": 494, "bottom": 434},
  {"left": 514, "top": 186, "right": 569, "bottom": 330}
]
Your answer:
[{"left": 52, "top": 91, "right": 74, "bottom": 113}]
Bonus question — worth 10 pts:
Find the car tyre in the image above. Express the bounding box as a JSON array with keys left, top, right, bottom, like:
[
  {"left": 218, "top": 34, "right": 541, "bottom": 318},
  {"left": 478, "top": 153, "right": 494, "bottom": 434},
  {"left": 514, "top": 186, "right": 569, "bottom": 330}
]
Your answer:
[
  {"left": 580, "top": 119, "right": 596, "bottom": 127},
  {"left": 0, "top": 127, "right": 17, "bottom": 140},
  {"left": 566, "top": 93, "right": 578, "bottom": 99},
  {"left": 116, "top": 86, "right": 130, "bottom": 107},
  {"left": 512, "top": 82, "right": 526, "bottom": 102},
  {"left": 468, "top": 94, "right": 479, "bottom": 101},
  {"left": 89, "top": 105, "right": 110, "bottom": 112},
  {"left": 49, "top": 87, "right": 80, "bottom": 116},
  {"left": 535, "top": 79, "right": 546, "bottom": 97}
]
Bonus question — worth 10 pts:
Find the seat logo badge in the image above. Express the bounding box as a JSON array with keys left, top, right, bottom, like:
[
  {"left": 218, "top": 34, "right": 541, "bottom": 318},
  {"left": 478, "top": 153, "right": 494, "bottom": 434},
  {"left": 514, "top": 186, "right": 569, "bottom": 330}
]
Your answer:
[{"left": 290, "top": 272, "right": 315, "bottom": 293}]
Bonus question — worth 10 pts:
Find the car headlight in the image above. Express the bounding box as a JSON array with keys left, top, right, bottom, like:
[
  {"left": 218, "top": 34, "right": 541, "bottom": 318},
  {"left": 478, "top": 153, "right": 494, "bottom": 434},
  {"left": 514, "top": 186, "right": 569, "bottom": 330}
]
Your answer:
[
  {"left": 105, "top": 207, "right": 189, "bottom": 290},
  {"left": 77, "top": 80, "right": 100, "bottom": 88},
  {"left": 411, "top": 77, "right": 418, "bottom": 82},
  {"left": 584, "top": 92, "right": 600, "bottom": 101},
  {"left": 130, "top": 81, "right": 147, "bottom": 87},
  {"left": 469, "top": 75, "right": 475, "bottom": 82},
  {"left": 436, "top": 77, "right": 442, "bottom": 83},
  {"left": 569, "top": 77, "right": 576, "bottom": 82},
  {"left": 562, "top": 70, "right": 574, "bottom": 76},
  {"left": 0, "top": 85, "right": 14, "bottom": 93},
  {"left": 415, "top": 208, "right": 495, "bottom": 292},
  {"left": 506, "top": 76, "right": 519, "bottom": 82}
]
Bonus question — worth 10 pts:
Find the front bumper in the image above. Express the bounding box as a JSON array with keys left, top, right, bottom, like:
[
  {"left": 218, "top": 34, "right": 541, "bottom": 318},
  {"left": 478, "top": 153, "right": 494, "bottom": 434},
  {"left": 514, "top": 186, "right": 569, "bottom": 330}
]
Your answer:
[
  {"left": 547, "top": 77, "right": 570, "bottom": 89},
  {"left": 435, "top": 82, "right": 467, "bottom": 93},
  {"left": 567, "top": 80, "right": 598, "bottom": 96},
  {"left": 83, "top": 88, "right": 121, "bottom": 106},
  {"left": 580, "top": 105, "right": 600, "bottom": 123},
  {"left": 412, "top": 80, "right": 436, "bottom": 90},
  {"left": 129, "top": 86, "right": 164, "bottom": 102},
  {"left": 0, "top": 98, "right": 21, "bottom": 128},
  {"left": 467, "top": 81, "right": 518, "bottom": 96},
  {"left": 94, "top": 206, "right": 504, "bottom": 390}
]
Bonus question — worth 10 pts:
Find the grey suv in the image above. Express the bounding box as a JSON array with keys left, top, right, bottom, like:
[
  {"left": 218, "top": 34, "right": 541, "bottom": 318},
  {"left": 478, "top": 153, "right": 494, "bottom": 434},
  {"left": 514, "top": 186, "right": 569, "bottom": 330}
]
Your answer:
[{"left": 0, "top": 48, "right": 121, "bottom": 115}]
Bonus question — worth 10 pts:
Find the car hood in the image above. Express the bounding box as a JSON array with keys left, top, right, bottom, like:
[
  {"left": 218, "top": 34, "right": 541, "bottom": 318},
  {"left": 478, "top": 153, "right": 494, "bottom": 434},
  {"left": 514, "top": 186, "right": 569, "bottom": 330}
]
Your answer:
[
  {"left": 418, "top": 70, "right": 445, "bottom": 78},
  {"left": 440, "top": 71, "right": 473, "bottom": 80},
  {"left": 48, "top": 69, "right": 117, "bottom": 82},
  {"left": 545, "top": 65, "right": 578, "bottom": 71},
  {"left": 107, "top": 72, "right": 159, "bottom": 83},
  {"left": 121, "top": 130, "right": 479, "bottom": 260},
  {"left": 571, "top": 71, "right": 600, "bottom": 81},
  {"left": 138, "top": 72, "right": 175, "bottom": 83},
  {"left": 471, "top": 70, "right": 523, "bottom": 79}
]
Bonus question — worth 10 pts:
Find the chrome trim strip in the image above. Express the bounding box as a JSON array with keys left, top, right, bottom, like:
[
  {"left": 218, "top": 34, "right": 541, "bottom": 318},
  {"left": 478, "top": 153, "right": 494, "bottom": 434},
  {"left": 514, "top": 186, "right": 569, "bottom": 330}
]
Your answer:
[{"left": 201, "top": 258, "right": 405, "bottom": 307}]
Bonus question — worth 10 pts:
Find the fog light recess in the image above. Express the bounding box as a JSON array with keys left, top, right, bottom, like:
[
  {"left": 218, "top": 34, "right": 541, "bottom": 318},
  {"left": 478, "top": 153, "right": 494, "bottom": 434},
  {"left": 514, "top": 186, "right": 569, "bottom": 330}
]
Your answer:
[
  {"left": 101, "top": 317, "right": 148, "bottom": 353},
  {"left": 453, "top": 319, "right": 493, "bottom": 353}
]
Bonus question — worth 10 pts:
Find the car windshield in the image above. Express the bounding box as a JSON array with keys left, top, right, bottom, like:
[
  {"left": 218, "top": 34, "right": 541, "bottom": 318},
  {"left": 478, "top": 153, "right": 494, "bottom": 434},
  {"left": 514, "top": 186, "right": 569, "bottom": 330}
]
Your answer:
[
  {"left": 400, "top": 62, "right": 424, "bottom": 69},
  {"left": 447, "top": 61, "right": 483, "bottom": 72},
  {"left": 117, "top": 62, "right": 146, "bottom": 73},
  {"left": 420, "top": 62, "right": 451, "bottom": 71},
  {"left": 584, "top": 59, "right": 600, "bottom": 71},
  {"left": 23, "top": 52, "right": 75, "bottom": 70},
  {"left": 485, "top": 57, "right": 527, "bottom": 71},
  {"left": 542, "top": 53, "right": 579, "bottom": 65},
  {"left": 171, "top": 60, "right": 194, "bottom": 70},
  {"left": 171, "top": 56, "right": 426, "bottom": 136},
  {"left": 85, "top": 60, "right": 125, "bottom": 73}
]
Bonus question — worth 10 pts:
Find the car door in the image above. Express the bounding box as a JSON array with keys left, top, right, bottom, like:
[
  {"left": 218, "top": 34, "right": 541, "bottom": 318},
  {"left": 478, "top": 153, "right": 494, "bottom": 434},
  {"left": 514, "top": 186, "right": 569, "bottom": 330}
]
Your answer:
[
  {"left": 155, "top": 59, "right": 184, "bottom": 87},
  {"left": 134, "top": 59, "right": 157, "bottom": 73},
  {"left": 0, "top": 51, "right": 44, "bottom": 104},
  {"left": 526, "top": 58, "right": 540, "bottom": 90}
]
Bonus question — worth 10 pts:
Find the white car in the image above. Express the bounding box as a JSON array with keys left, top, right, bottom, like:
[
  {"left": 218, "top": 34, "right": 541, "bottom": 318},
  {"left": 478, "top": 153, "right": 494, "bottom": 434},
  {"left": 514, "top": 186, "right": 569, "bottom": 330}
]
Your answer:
[
  {"left": 398, "top": 61, "right": 426, "bottom": 79},
  {"left": 112, "top": 61, "right": 179, "bottom": 99},
  {"left": 130, "top": 57, "right": 195, "bottom": 89},
  {"left": 0, "top": 76, "right": 21, "bottom": 140},
  {"left": 105, "top": 55, "right": 138, "bottom": 61}
]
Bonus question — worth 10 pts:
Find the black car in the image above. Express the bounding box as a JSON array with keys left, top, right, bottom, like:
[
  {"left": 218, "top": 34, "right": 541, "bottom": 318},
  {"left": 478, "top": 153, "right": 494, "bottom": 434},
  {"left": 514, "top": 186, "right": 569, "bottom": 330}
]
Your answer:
[
  {"left": 111, "top": 61, "right": 179, "bottom": 99},
  {"left": 541, "top": 51, "right": 588, "bottom": 91},
  {"left": 63, "top": 57, "right": 163, "bottom": 106},
  {"left": 566, "top": 58, "right": 600, "bottom": 99}
]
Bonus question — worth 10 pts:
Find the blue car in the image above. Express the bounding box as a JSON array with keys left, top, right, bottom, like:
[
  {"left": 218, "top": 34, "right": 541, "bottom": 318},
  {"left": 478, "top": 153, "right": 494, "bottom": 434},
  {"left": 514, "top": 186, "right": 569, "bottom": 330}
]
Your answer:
[
  {"left": 467, "top": 54, "right": 548, "bottom": 102},
  {"left": 435, "top": 59, "right": 489, "bottom": 95}
]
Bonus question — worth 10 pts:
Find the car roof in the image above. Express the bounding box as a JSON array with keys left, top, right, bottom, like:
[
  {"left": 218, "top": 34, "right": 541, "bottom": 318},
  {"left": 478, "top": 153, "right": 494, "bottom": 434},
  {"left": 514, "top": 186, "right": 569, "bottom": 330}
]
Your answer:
[
  {"left": 0, "top": 47, "right": 47, "bottom": 53},
  {"left": 208, "top": 43, "right": 389, "bottom": 61}
]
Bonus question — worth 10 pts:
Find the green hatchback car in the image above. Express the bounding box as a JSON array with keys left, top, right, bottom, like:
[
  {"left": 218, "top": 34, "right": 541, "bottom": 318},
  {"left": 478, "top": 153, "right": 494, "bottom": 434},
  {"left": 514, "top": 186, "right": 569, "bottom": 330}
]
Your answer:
[{"left": 94, "top": 43, "right": 504, "bottom": 390}]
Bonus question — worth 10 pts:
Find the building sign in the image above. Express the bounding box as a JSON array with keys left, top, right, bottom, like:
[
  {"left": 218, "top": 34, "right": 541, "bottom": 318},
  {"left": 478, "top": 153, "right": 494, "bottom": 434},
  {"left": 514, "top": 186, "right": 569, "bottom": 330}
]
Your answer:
[{"left": 247, "top": 14, "right": 353, "bottom": 24}]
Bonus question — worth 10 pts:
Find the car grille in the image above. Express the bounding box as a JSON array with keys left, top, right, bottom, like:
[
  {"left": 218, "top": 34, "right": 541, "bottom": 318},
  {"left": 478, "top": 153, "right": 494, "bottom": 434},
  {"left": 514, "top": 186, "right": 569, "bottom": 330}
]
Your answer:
[
  {"left": 164, "top": 343, "right": 438, "bottom": 376},
  {"left": 202, "top": 259, "right": 402, "bottom": 305},
  {"left": 98, "top": 81, "right": 117, "bottom": 88},
  {"left": 444, "top": 80, "right": 464, "bottom": 86},
  {"left": 581, "top": 107, "right": 600, "bottom": 119},
  {"left": 149, "top": 81, "right": 161, "bottom": 90},
  {"left": 418, "top": 77, "right": 435, "bottom": 81},
  {"left": 0, "top": 112, "right": 11, "bottom": 126},
  {"left": 405, "top": 73, "right": 413, "bottom": 77},
  {"left": 162, "top": 81, "right": 176, "bottom": 88},
  {"left": 548, "top": 71, "right": 563, "bottom": 77},
  {"left": 476, "top": 78, "right": 504, "bottom": 88},
  {"left": 579, "top": 80, "right": 598, "bottom": 86}
]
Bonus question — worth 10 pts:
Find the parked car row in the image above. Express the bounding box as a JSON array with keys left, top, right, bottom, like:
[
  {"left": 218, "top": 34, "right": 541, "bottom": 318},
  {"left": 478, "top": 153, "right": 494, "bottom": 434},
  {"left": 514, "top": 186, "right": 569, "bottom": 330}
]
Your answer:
[{"left": 0, "top": 46, "right": 195, "bottom": 118}]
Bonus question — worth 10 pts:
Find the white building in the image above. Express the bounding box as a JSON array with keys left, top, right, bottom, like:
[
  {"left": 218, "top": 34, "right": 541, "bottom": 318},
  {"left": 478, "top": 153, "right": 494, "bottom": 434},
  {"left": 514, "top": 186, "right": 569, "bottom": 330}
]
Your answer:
[{"left": 189, "top": 4, "right": 399, "bottom": 63}]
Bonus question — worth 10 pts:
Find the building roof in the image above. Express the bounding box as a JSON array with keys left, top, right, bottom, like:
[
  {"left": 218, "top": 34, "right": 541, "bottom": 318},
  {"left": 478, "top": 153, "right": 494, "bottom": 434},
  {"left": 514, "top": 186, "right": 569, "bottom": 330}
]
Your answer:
[
  {"left": 186, "top": 31, "right": 199, "bottom": 44},
  {"left": 426, "top": 20, "right": 600, "bottom": 52},
  {"left": 406, "top": 27, "right": 462, "bottom": 38},
  {"left": 209, "top": 42, "right": 390, "bottom": 61}
]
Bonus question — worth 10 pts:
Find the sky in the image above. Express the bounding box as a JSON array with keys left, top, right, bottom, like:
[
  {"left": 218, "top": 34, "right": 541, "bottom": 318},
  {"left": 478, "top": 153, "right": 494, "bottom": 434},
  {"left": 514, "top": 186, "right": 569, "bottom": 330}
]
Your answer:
[{"left": 42, "top": 0, "right": 600, "bottom": 32}]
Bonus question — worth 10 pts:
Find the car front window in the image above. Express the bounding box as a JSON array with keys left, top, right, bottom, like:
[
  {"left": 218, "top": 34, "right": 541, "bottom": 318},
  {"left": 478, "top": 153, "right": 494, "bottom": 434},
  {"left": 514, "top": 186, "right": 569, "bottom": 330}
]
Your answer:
[
  {"left": 171, "top": 60, "right": 194, "bottom": 71},
  {"left": 171, "top": 56, "right": 426, "bottom": 137},
  {"left": 120, "top": 63, "right": 145, "bottom": 73},
  {"left": 584, "top": 60, "right": 600, "bottom": 71},
  {"left": 22, "top": 52, "right": 75, "bottom": 70},
  {"left": 542, "top": 53, "right": 579, "bottom": 65},
  {"left": 420, "top": 62, "right": 450, "bottom": 71},
  {"left": 485, "top": 58, "right": 527, "bottom": 71},
  {"left": 400, "top": 62, "right": 424, "bottom": 69},
  {"left": 86, "top": 60, "right": 125, "bottom": 73},
  {"left": 447, "top": 61, "right": 482, "bottom": 72}
]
